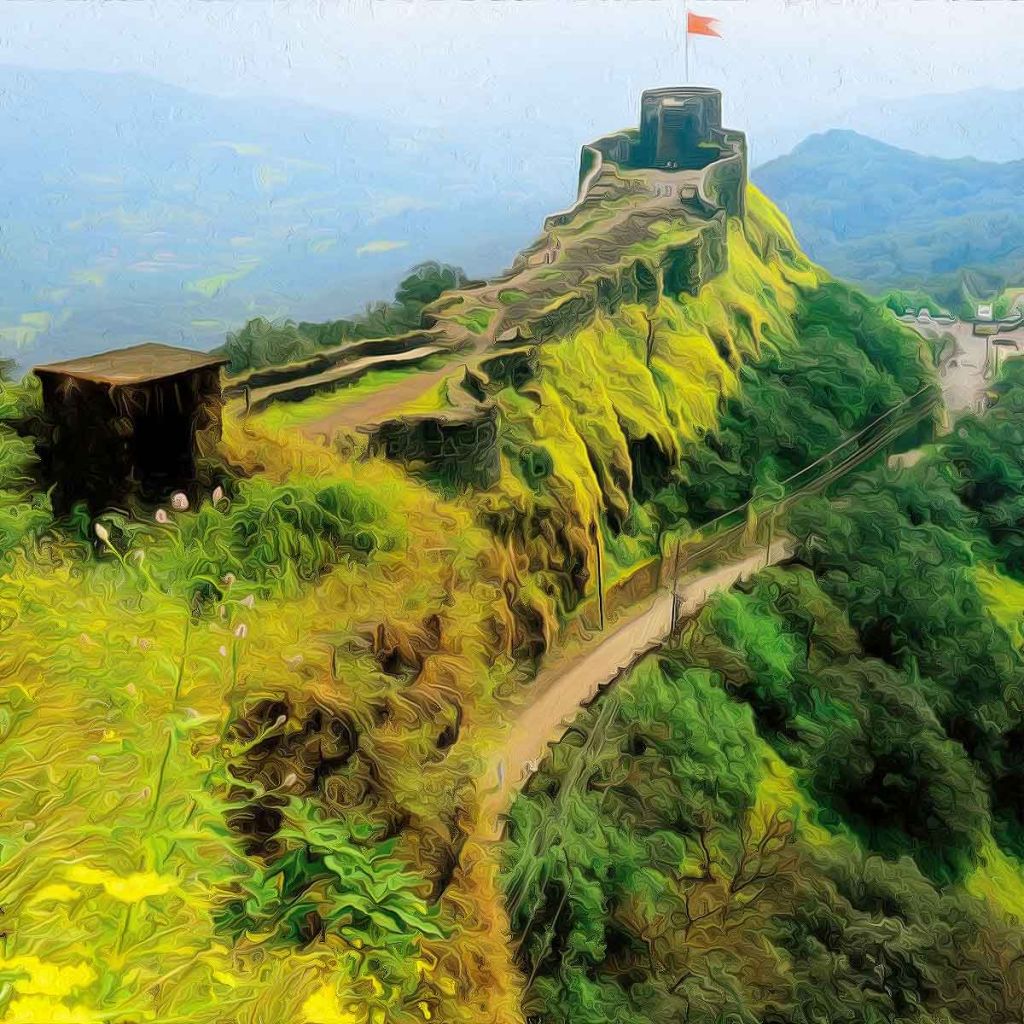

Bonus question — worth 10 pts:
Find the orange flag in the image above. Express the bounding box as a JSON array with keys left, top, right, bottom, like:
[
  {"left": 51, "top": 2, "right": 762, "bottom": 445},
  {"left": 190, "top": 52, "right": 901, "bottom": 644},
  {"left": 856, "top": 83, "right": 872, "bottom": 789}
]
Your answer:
[{"left": 687, "top": 12, "right": 721, "bottom": 37}]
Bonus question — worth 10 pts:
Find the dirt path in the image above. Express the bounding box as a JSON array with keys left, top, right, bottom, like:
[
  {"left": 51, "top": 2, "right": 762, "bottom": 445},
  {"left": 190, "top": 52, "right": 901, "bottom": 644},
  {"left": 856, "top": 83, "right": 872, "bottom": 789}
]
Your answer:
[
  {"left": 476, "top": 543, "right": 790, "bottom": 838},
  {"left": 296, "top": 355, "right": 466, "bottom": 440},
  {"left": 293, "top": 325, "right": 491, "bottom": 440},
  {"left": 279, "top": 167, "right": 702, "bottom": 442},
  {"left": 248, "top": 344, "right": 444, "bottom": 409}
]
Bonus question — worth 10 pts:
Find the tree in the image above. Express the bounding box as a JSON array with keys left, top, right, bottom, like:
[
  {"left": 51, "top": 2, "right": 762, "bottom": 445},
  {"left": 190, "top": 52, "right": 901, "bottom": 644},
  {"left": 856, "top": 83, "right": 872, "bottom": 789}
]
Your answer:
[{"left": 394, "top": 262, "right": 467, "bottom": 310}]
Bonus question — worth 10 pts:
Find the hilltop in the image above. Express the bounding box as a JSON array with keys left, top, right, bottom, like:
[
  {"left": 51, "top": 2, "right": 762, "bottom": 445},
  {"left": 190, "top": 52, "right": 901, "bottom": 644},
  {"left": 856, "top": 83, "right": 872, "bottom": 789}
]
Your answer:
[
  {"left": 754, "top": 129, "right": 1024, "bottom": 312},
  {"left": 5, "top": 87, "right": 1024, "bottom": 1024}
]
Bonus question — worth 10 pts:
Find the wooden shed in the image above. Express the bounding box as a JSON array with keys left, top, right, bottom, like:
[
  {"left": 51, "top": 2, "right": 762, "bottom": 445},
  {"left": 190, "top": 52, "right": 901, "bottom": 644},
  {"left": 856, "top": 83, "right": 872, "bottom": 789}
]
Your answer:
[{"left": 34, "top": 342, "right": 228, "bottom": 511}]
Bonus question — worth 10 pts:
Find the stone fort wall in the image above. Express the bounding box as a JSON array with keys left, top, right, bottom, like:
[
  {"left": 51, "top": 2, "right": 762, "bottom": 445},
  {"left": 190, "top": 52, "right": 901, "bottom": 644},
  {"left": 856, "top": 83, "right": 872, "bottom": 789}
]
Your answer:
[{"left": 577, "top": 86, "right": 747, "bottom": 218}]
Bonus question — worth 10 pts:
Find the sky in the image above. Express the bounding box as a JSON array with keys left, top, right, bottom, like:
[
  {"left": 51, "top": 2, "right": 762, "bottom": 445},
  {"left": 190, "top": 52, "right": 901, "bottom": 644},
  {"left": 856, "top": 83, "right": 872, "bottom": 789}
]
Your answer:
[{"left": 0, "top": 0, "right": 1022, "bottom": 163}]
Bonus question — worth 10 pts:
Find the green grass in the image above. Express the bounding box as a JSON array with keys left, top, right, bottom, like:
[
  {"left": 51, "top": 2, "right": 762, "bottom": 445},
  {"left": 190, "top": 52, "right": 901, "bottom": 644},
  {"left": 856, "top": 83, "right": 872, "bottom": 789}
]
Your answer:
[
  {"left": 250, "top": 353, "right": 454, "bottom": 432},
  {"left": 451, "top": 307, "right": 494, "bottom": 335},
  {"left": 0, "top": 419, "right": 524, "bottom": 1022}
]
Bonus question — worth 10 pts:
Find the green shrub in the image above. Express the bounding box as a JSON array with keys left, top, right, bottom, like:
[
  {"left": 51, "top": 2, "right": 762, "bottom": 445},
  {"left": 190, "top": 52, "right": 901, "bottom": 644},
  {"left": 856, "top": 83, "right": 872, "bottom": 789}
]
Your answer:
[
  {"left": 0, "top": 374, "right": 51, "bottom": 565},
  {"left": 177, "top": 480, "right": 388, "bottom": 592},
  {"left": 216, "top": 800, "right": 445, "bottom": 948},
  {"left": 96, "top": 477, "right": 396, "bottom": 601}
]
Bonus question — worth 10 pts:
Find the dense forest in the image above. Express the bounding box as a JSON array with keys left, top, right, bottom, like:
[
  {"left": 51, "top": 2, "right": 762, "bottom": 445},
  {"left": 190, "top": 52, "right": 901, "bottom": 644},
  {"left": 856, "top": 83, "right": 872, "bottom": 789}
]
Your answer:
[{"left": 503, "top": 363, "right": 1024, "bottom": 1023}]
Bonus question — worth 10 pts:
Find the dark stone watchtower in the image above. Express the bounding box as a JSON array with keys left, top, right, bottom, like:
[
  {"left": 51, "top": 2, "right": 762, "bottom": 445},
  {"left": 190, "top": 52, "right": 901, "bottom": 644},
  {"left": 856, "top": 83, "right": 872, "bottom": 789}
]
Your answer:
[
  {"left": 637, "top": 86, "right": 727, "bottom": 170},
  {"left": 34, "top": 342, "right": 227, "bottom": 511}
]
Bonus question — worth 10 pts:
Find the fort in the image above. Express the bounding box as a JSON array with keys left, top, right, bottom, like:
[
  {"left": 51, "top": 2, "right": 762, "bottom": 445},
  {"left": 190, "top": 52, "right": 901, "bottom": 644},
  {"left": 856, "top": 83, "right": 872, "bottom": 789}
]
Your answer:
[
  {"left": 357, "top": 89, "right": 749, "bottom": 490},
  {"left": 575, "top": 86, "right": 748, "bottom": 217}
]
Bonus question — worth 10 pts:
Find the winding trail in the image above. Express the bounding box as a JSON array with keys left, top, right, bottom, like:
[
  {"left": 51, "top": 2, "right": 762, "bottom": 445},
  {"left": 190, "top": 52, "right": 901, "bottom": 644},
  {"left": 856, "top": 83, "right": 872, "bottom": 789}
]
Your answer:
[
  {"left": 471, "top": 381, "right": 941, "bottom": 840},
  {"left": 477, "top": 542, "right": 792, "bottom": 839},
  {"left": 255, "top": 167, "right": 706, "bottom": 441},
  {"left": 295, "top": 353, "right": 463, "bottom": 439}
]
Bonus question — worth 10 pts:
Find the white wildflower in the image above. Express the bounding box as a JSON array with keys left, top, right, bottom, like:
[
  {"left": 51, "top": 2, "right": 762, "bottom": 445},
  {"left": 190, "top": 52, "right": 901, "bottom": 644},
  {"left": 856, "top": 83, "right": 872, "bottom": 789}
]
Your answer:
[
  {"left": 170, "top": 492, "right": 189, "bottom": 512},
  {"left": 155, "top": 508, "right": 169, "bottom": 524}
]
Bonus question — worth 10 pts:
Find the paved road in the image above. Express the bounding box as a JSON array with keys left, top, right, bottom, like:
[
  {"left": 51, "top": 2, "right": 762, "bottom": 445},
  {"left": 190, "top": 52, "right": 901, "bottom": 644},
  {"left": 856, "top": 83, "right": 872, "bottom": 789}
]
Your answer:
[
  {"left": 907, "top": 317, "right": 1024, "bottom": 416},
  {"left": 926, "top": 320, "right": 991, "bottom": 414},
  {"left": 477, "top": 543, "right": 790, "bottom": 838}
]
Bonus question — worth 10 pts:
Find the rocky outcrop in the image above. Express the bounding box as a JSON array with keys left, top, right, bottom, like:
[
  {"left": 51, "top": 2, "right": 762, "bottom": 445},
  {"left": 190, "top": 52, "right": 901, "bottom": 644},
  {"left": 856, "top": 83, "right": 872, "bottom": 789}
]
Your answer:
[
  {"left": 661, "top": 215, "right": 729, "bottom": 297},
  {"left": 365, "top": 406, "right": 500, "bottom": 490}
]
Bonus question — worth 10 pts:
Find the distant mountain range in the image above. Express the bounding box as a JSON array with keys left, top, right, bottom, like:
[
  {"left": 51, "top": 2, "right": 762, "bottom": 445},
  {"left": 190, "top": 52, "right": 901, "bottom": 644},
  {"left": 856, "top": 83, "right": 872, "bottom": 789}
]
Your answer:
[
  {"left": 762, "top": 86, "right": 1024, "bottom": 165},
  {"left": 0, "top": 66, "right": 575, "bottom": 369},
  {"left": 834, "top": 87, "right": 1024, "bottom": 165},
  {"left": 754, "top": 129, "right": 1024, "bottom": 311}
]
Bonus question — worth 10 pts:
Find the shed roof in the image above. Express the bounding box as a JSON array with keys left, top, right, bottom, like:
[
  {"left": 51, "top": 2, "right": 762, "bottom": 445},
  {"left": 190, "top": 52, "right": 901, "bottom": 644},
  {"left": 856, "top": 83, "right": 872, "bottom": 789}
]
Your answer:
[{"left": 34, "top": 342, "right": 228, "bottom": 386}]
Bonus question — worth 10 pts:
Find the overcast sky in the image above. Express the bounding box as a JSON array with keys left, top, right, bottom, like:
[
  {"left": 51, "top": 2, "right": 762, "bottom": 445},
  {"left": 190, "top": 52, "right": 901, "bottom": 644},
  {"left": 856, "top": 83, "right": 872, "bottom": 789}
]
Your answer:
[{"left": 0, "top": 0, "right": 1021, "bottom": 161}]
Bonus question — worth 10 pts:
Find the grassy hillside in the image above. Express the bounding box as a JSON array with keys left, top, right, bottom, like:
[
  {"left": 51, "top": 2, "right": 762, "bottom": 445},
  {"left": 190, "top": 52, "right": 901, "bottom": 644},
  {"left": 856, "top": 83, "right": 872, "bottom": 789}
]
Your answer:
[
  {"left": 754, "top": 129, "right": 1024, "bottom": 315},
  {"left": 0, "top": 176, "right": 952, "bottom": 1024}
]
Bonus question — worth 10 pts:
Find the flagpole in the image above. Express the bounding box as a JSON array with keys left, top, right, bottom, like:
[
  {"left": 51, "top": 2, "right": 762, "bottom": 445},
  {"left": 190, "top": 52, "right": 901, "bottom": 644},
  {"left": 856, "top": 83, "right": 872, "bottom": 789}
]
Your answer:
[{"left": 684, "top": 5, "right": 690, "bottom": 84}]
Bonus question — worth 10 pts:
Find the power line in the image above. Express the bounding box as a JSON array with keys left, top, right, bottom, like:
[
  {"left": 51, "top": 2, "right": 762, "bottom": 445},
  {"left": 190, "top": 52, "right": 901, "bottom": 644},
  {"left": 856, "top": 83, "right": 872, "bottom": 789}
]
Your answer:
[{"left": 682, "top": 382, "right": 937, "bottom": 541}]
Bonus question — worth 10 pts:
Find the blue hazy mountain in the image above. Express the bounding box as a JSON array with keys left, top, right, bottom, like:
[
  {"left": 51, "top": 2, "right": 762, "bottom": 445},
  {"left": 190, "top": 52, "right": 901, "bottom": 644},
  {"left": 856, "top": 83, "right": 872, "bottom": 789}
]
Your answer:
[
  {"left": 0, "top": 66, "right": 576, "bottom": 368},
  {"left": 760, "top": 87, "right": 1024, "bottom": 165},
  {"left": 836, "top": 87, "right": 1024, "bottom": 164},
  {"left": 753, "top": 129, "right": 1024, "bottom": 307}
]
